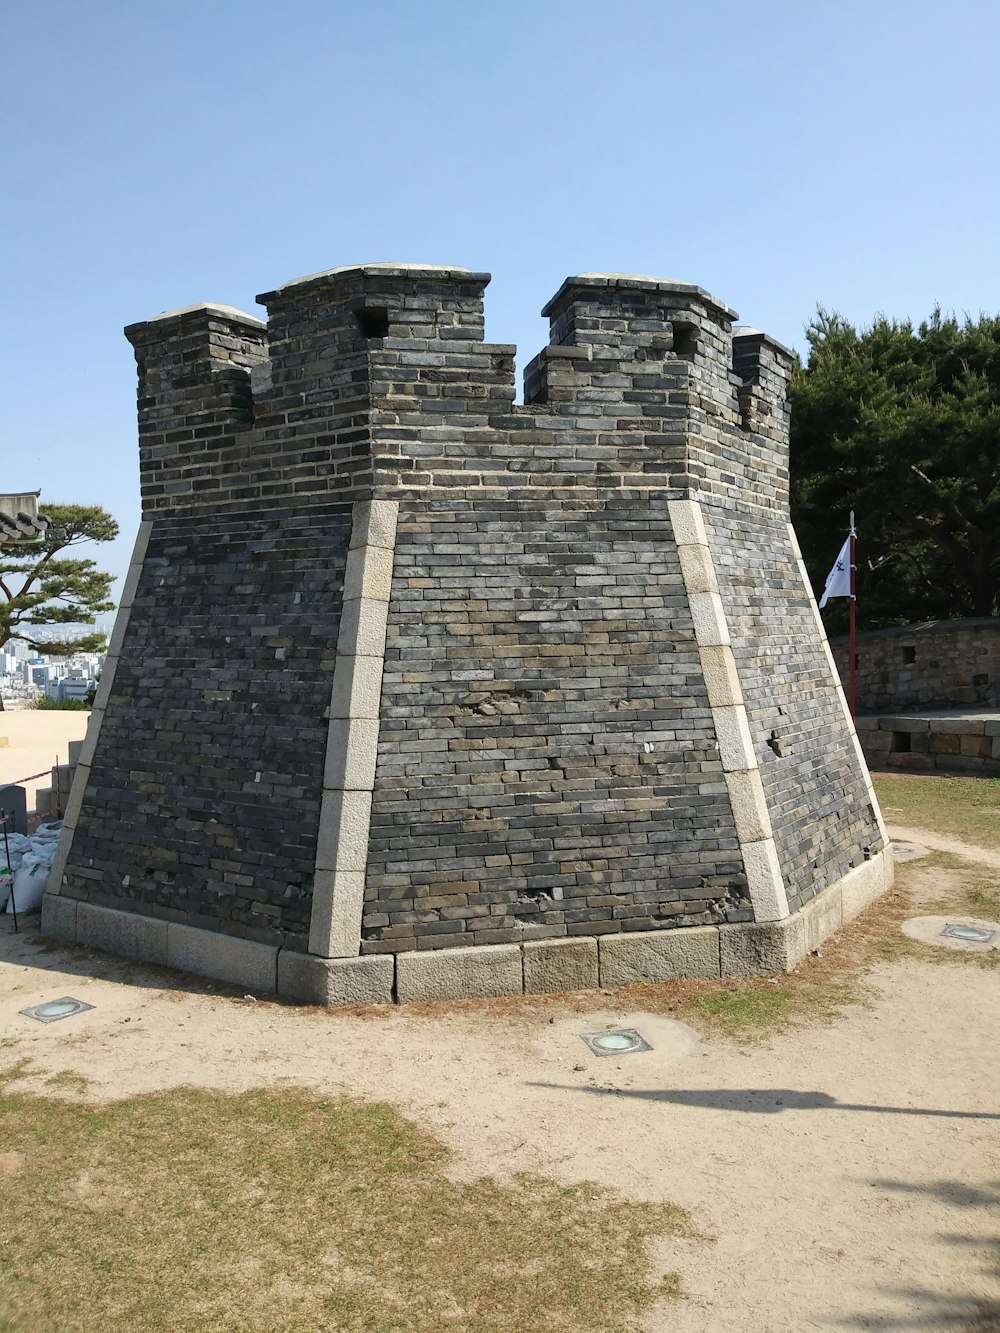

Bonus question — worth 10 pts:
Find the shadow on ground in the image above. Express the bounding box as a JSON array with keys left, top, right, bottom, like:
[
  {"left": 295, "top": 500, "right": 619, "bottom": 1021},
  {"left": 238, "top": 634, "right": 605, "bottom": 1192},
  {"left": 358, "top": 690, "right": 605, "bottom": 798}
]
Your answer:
[
  {"left": 0, "top": 916, "right": 242, "bottom": 1001},
  {"left": 526, "top": 1083, "right": 1000, "bottom": 1121},
  {"left": 835, "top": 1179, "right": 1000, "bottom": 1331}
]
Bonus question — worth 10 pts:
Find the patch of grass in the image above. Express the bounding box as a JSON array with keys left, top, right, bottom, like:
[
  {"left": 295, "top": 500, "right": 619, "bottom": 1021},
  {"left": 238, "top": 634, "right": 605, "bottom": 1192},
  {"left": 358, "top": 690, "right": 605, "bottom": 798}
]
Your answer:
[
  {"left": 0, "top": 1083, "right": 690, "bottom": 1333},
  {"left": 692, "top": 987, "right": 791, "bottom": 1033},
  {"left": 873, "top": 772, "right": 1000, "bottom": 849},
  {"left": 689, "top": 977, "right": 863, "bottom": 1039},
  {"left": 43, "top": 1069, "right": 92, "bottom": 1094}
]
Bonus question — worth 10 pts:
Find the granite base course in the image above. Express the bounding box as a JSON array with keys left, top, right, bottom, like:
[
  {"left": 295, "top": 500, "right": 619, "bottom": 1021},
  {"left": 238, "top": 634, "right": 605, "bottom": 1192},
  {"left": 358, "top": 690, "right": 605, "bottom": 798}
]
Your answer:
[
  {"left": 38, "top": 846, "right": 892, "bottom": 1003},
  {"left": 278, "top": 951, "right": 395, "bottom": 1006}
]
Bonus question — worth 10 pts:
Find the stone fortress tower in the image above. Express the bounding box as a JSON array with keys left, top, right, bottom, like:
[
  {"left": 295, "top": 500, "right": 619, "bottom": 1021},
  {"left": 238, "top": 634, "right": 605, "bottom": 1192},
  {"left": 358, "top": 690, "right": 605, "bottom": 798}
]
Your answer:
[{"left": 41, "top": 265, "right": 892, "bottom": 1004}]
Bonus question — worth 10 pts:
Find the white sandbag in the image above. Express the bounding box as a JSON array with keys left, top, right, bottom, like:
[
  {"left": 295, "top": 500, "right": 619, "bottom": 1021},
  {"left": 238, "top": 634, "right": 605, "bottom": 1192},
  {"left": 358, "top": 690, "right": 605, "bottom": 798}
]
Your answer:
[
  {"left": 1, "top": 832, "right": 31, "bottom": 874},
  {"left": 27, "top": 836, "right": 58, "bottom": 865},
  {"left": 6, "top": 856, "right": 48, "bottom": 914},
  {"left": 32, "top": 821, "right": 64, "bottom": 842}
]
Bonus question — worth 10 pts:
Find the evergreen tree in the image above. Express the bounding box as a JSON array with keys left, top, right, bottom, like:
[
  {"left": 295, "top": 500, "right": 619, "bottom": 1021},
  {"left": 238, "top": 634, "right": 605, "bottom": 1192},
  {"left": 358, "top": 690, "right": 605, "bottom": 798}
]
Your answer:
[
  {"left": 789, "top": 309, "right": 1000, "bottom": 629},
  {"left": 1, "top": 504, "right": 118, "bottom": 665}
]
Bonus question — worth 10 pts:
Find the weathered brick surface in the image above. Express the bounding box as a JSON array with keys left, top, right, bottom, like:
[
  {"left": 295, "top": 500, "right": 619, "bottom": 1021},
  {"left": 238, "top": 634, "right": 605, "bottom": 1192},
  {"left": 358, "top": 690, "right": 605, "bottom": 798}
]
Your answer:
[
  {"left": 362, "top": 498, "right": 748, "bottom": 953},
  {"left": 62, "top": 507, "right": 352, "bottom": 948},
  {"left": 705, "top": 506, "right": 882, "bottom": 912},
  {"left": 54, "top": 264, "right": 887, "bottom": 982},
  {"left": 831, "top": 618, "right": 1000, "bottom": 711}
]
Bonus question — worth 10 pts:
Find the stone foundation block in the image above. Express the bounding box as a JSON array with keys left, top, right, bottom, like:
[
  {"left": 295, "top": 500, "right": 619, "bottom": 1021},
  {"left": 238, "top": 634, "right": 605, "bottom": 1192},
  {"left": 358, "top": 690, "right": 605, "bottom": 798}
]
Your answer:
[
  {"left": 523, "top": 937, "right": 598, "bottom": 994},
  {"left": 396, "top": 943, "right": 522, "bottom": 1003},
  {"left": 278, "top": 951, "right": 394, "bottom": 1006},
  {"left": 77, "top": 902, "right": 168, "bottom": 965},
  {"left": 166, "top": 922, "right": 278, "bottom": 993},
  {"left": 879, "top": 716, "right": 930, "bottom": 733},
  {"left": 887, "top": 753, "right": 933, "bottom": 772},
  {"left": 960, "top": 734, "right": 992, "bottom": 758},
  {"left": 799, "top": 887, "right": 843, "bottom": 955},
  {"left": 863, "top": 730, "right": 893, "bottom": 756},
  {"left": 40, "top": 892, "right": 78, "bottom": 943},
  {"left": 719, "top": 915, "right": 807, "bottom": 977},
  {"left": 840, "top": 851, "right": 892, "bottom": 924},
  {"left": 928, "top": 717, "right": 981, "bottom": 734},
  {"left": 599, "top": 926, "right": 720, "bottom": 987}
]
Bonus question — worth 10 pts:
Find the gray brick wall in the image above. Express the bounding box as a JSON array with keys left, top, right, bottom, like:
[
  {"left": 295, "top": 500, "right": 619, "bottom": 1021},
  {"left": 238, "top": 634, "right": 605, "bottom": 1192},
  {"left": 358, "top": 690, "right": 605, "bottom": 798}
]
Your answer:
[
  {"left": 58, "top": 264, "right": 884, "bottom": 960},
  {"left": 62, "top": 507, "right": 352, "bottom": 948},
  {"left": 363, "top": 498, "right": 748, "bottom": 954},
  {"left": 831, "top": 618, "right": 1000, "bottom": 711},
  {"left": 704, "top": 505, "right": 882, "bottom": 912}
]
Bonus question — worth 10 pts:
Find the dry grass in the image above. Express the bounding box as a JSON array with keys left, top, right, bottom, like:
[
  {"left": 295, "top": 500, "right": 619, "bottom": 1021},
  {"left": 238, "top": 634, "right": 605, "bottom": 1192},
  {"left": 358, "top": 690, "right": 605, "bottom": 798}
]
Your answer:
[
  {"left": 871, "top": 852, "right": 1000, "bottom": 973},
  {"left": 0, "top": 1074, "right": 691, "bottom": 1333},
  {"left": 873, "top": 772, "right": 1000, "bottom": 849}
]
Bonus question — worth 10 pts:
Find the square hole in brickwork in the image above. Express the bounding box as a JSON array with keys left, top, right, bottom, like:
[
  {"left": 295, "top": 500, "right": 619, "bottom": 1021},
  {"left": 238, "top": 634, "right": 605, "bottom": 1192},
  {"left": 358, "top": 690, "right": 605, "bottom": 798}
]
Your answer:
[
  {"left": 890, "top": 731, "right": 912, "bottom": 753},
  {"left": 355, "top": 306, "right": 390, "bottom": 339},
  {"left": 672, "top": 321, "right": 698, "bottom": 359},
  {"left": 902, "top": 646, "right": 916, "bottom": 664}
]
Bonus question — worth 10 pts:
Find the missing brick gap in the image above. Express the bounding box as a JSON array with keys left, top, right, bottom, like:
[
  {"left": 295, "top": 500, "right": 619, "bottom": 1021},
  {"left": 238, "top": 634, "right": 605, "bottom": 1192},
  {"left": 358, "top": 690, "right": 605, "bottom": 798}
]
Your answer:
[
  {"left": 516, "top": 886, "right": 563, "bottom": 904},
  {"left": 672, "top": 321, "right": 698, "bottom": 360},
  {"left": 355, "top": 306, "right": 390, "bottom": 340},
  {"left": 766, "top": 731, "right": 783, "bottom": 758}
]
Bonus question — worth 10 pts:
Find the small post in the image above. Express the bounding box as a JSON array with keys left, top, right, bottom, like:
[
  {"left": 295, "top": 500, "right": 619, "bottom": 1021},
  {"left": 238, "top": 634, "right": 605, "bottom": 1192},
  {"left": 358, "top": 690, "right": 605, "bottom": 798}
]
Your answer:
[
  {"left": 848, "top": 510, "right": 857, "bottom": 723},
  {"left": 1, "top": 811, "right": 16, "bottom": 933}
]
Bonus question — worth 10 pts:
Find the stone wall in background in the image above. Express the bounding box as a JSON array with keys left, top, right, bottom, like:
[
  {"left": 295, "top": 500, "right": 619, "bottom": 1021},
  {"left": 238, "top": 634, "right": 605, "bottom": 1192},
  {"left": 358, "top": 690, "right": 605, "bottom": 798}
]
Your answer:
[{"left": 831, "top": 618, "right": 1000, "bottom": 713}]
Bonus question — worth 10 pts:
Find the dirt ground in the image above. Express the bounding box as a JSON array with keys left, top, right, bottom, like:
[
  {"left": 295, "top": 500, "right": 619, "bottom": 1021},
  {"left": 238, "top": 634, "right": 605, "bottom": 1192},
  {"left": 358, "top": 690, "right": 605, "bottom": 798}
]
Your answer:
[
  {"left": 0, "top": 709, "right": 90, "bottom": 813},
  {"left": 2, "top": 837, "right": 998, "bottom": 1333}
]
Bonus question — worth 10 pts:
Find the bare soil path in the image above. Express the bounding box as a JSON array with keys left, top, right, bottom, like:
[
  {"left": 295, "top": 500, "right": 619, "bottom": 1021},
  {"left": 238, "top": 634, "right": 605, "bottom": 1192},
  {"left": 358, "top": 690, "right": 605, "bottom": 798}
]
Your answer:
[
  {"left": 887, "top": 822, "right": 1000, "bottom": 870},
  {"left": 1, "top": 835, "right": 998, "bottom": 1332}
]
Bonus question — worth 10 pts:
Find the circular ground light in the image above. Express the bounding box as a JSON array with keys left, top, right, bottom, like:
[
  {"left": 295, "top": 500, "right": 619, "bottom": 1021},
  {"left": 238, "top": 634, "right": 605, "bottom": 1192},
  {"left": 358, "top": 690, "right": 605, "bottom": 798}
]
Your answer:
[
  {"left": 19, "top": 996, "right": 95, "bottom": 1024},
  {"left": 891, "top": 841, "right": 931, "bottom": 862},
  {"left": 901, "top": 915, "right": 1000, "bottom": 953},
  {"left": 581, "top": 1028, "right": 652, "bottom": 1057}
]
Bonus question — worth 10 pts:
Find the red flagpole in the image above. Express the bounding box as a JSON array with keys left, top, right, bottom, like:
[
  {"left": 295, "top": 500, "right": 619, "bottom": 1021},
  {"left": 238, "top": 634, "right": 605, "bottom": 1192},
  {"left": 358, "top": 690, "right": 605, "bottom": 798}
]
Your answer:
[{"left": 848, "top": 510, "right": 857, "bottom": 723}]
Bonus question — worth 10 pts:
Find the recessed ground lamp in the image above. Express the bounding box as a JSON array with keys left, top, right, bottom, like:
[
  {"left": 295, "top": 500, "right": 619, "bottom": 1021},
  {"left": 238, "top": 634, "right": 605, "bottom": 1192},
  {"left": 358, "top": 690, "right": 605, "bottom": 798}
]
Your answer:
[
  {"left": 19, "top": 997, "right": 95, "bottom": 1024},
  {"left": 581, "top": 1028, "right": 652, "bottom": 1057},
  {"left": 940, "top": 923, "right": 996, "bottom": 945}
]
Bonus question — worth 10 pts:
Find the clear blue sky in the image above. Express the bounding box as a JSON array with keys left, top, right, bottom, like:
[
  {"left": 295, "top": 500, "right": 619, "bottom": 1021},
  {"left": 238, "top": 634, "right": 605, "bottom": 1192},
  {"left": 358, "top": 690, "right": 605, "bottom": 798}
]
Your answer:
[{"left": 3, "top": 0, "right": 998, "bottom": 601}]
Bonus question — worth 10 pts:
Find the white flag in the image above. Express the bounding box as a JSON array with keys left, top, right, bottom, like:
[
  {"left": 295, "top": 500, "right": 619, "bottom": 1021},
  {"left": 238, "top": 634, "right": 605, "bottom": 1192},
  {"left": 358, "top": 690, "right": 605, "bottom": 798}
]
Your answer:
[{"left": 818, "top": 536, "right": 852, "bottom": 608}]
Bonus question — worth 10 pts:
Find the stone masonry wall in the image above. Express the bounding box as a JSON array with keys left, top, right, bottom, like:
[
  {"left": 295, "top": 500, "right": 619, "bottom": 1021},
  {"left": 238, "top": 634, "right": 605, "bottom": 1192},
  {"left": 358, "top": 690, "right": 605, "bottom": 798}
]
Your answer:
[
  {"left": 363, "top": 497, "right": 748, "bottom": 954},
  {"left": 61, "top": 506, "right": 352, "bottom": 949},
  {"left": 831, "top": 618, "right": 1000, "bottom": 712},
  {"left": 53, "top": 265, "right": 887, "bottom": 969},
  {"left": 705, "top": 505, "right": 882, "bottom": 913}
]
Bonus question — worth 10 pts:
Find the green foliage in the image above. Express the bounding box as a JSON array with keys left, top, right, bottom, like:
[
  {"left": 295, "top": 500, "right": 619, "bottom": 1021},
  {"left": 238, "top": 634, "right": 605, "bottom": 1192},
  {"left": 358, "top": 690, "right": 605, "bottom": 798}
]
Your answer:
[
  {"left": 0, "top": 504, "right": 118, "bottom": 657},
  {"left": 789, "top": 308, "right": 1000, "bottom": 627},
  {"left": 30, "top": 696, "right": 91, "bottom": 710}
]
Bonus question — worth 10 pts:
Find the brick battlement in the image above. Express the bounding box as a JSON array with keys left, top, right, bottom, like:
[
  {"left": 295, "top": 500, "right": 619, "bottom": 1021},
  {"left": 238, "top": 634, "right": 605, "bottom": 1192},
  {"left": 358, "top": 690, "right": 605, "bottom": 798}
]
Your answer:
[
  {"left": 129, "top": 266, "right": 792, "bottom": 517},
  {"left": 42, "top": 262, "right": 888, "bottom": 1008}
]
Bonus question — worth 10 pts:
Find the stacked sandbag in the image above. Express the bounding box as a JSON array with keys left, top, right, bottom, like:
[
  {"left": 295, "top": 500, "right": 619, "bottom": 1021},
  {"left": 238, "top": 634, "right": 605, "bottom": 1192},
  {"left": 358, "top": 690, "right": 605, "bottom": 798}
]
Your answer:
[
  {"left": 1, "top": 831, "right": 32, "bottom": 909},
  {"left": 4, "top": 822, "right": 63, "bottom": 915}
]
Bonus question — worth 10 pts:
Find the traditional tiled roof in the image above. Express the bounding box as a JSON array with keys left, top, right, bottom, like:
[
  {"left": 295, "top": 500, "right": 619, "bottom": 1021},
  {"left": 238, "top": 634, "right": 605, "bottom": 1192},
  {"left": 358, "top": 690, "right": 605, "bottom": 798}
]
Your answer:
[{"left": 0, "top": 493, "right": 50, "bottom": 546}]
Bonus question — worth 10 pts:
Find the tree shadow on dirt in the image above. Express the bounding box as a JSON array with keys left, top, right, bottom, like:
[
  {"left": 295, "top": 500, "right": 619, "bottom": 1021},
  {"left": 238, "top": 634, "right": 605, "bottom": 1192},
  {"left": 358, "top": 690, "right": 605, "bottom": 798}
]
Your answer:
[
  {"left": 834, "top": 1178, "right": 999, "bottom": 1331},
  {"left": 0, "top": 916, "right": 243, "bottom": 1000},
  {"left": 526, "top": 1083, "right": 1000, "bottom": 1120}
]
